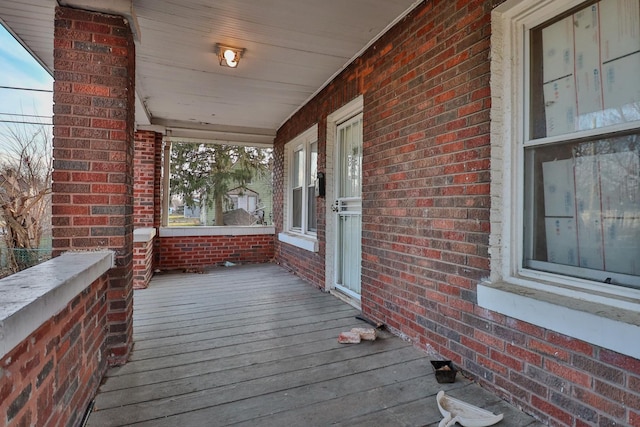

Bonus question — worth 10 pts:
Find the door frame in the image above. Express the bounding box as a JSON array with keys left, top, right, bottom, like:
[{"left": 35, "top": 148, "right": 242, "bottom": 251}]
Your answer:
[{"left": 325, "top": 95, "right": 363, "bottom": 309}]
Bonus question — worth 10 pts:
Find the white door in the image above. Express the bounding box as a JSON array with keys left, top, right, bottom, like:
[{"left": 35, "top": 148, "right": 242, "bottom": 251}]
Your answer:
[{"left": 333, "top": 113, "right": 363, "bottom": 300}]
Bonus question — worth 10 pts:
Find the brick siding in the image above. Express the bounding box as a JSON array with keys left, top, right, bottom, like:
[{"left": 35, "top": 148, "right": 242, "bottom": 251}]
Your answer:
[
  {"left": 0, "top": 275, "right": 108, "bottom": 427},
  {"left": 159, "top": 234, "right": 275, "bottom": 270},
  {"left": 133, "top": 236, "right": 154, "bottom": 289},
  {"left": 133, "top": 130, "right": 162, "bottom": 287},
  {"left": 134, "top": 130, "right": 157, "bottom": 228},
  {"left": 153, "top": 132, "right": 163, "bottom": 229},
  {"left": 52, "top": 6, "right": 135, "bottom": 365},
  {"left": 273, "top": 0, "right": 640, "bottom": 425}
]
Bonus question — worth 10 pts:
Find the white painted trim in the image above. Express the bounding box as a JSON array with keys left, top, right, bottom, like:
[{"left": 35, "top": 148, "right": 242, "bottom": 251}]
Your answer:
[
  {"left": 330, "top": 288, "right": 362, "bottom": 311},
  {"left": 0, "top": 251, "right": 114, "bottom": 359},
  {"left": 488, "top": 0, "right": 640, "bottom": 357},
  {"left": 278, "top": 232, "right": 318, "bottom": 253},
  {"left": 325, "top": 116, "right": 337, "bottom": 292},
  {"left": 327, "top": 95, "right": 364, "bottom": 124},
  {"left": 162, "top": 139, "right": 171, "bottom": 227},
  {"left": 134, "top": 227, "right": 157, "bottom": 243},
  {"left": 159, "top": 226, "right": 275, "bottom": 237},
  {"left": 283, "top": 124, "right": 319, "bottom": 237},
  {"left": 290, "top": 124, "right": 319, "bottom": 146},
  {"left": 478, "top": 281, "right": 640, "bottom": 359},
  {"left": 325, "top": 95, "right": 364, "bottom": 295}
]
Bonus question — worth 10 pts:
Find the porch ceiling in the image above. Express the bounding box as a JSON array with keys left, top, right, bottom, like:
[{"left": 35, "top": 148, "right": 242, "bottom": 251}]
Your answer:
[{"left": 0, "top": 0, "right": 420, "bottom": 146}]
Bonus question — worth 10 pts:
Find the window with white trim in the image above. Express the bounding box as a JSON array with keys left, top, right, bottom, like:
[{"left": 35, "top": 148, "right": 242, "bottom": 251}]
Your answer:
[
  {"left": 485, "top": 0, "right": 640, "bottom": 358},
  {"left": 523, "top": 0, "right": 640, "bottom": 289},
  {"left": 280, "top": 125, "right": 318, "bottom": 251},
  {"left": 494, "top": 0, "right": 640, "bottom": 289}
]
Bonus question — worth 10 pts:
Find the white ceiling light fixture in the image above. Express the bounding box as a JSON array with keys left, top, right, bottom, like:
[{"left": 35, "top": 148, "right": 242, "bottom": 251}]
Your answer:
[{"left": 215, "top": 43, "right": 245, "bottom": 68}]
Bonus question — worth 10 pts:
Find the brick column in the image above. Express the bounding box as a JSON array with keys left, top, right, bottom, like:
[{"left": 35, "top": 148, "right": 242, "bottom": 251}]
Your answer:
[
  {"left": 154, "top": 132, "right": 163, "bottom": 229},
  {"left": 52, "top": 6, "right": 135, "bottom": 364},
  {"left": 134, "top": 130, "right": 158, "bottom": 227},
  {"left": 153, "top": 132, "right": 163, "bottom": 269},
  {"left": 133, "top": 130, "right": 162, "bottom": 288}
]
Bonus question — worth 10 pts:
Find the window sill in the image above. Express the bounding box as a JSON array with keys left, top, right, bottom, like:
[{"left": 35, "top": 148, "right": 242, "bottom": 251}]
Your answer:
[
  {"left": 159, "top": 226, "right": 275, "bottom": 237},
  {"left": 278, "top": 232, "right": 318, "bottom": 252},
  {"left": 478, "top": 280, "right": 640, "bottom": 359}
]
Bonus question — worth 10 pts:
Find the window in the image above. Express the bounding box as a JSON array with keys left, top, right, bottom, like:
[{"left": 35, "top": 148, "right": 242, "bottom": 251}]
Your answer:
[
  {"left": 524, "top": 0, "right": 640, "bottom": 288},
  {"left": 485, "top": 0, "right": 640, "bottom": 358},
  {"left": 292, "top": 147, "right": 303, "bottom": 228},
  {"left": 279, "top": 125, "right": 318, "bottom": 251},
  {"left": 165, "top": 142, "right": 273, "bottom": 227},
  {"left": 308, "top": 141, "right": 318, "bottom": 232}
]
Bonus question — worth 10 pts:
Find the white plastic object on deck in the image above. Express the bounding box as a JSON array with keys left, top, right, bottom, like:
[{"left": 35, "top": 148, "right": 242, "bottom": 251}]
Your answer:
[{"left": 436, "top": 390, "right": 504, "bottom": 427}]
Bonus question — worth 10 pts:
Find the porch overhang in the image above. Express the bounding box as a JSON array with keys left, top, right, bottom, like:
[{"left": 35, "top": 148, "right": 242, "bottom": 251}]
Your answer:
[{"left": 0, "top": 0, "right": 423, "bottom": 147}]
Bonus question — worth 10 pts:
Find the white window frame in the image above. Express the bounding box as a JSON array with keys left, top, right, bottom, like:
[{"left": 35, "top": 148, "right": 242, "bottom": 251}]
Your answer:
[
  {"left": 482, "top": 0, "right": 640, "bottom": 359},
  {"left": 279, "top": 124, "right": 319, "bottom": 252}
]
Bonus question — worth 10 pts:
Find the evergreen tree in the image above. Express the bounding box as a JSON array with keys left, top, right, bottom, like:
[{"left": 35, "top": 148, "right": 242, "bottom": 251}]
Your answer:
[{"left": 170, "top": 143, "right": 271, "bottom": 225}]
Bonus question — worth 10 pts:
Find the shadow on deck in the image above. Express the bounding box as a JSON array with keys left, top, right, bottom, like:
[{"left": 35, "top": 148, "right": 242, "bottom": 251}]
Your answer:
[{"left": 88, "top": 263, "right": 543, "bottom": 427}]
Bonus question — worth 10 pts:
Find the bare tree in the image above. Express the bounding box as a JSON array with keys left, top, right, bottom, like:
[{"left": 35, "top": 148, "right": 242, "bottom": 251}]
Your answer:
[{"left": 0, "top": 122, "right": 52, "bottom": 273}]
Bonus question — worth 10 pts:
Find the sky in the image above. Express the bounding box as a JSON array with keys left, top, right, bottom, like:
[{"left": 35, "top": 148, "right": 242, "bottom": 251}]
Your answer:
[{"left": 0, "top": 24, "right": 54, "bottom": 147}]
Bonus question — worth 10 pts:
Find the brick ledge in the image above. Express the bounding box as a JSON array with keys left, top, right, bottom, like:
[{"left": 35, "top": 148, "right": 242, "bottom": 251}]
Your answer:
[
  {"left": 134, "top": 227, "right": 157, "bottom": 243},
  {"left": 0, "top": 251, "right": 114, "bottom": 358},
  {"left": 159, "top": 226, "right": 275, "bottom": 237}
]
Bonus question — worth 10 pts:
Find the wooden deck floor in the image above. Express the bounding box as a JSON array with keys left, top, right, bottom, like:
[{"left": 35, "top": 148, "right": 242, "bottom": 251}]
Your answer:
[{"left": 88, "top": 263, "right": 543, "bottom": 427}]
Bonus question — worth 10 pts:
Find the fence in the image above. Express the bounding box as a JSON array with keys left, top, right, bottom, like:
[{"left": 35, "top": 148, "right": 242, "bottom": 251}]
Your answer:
[{"left": 0, "top": 247, "right": 52, "bottom": 278}]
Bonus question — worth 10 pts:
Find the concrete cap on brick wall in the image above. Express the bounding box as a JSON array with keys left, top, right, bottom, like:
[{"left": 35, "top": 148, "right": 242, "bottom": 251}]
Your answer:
[
  {"left": 134, "top": 227, "right": 157, "bottom": 243},
  {"left": 0, "top": 251, "right": 114, "bottom": 358}
]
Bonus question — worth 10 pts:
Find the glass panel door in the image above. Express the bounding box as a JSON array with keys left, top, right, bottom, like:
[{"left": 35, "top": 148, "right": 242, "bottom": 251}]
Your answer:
[{"left": 334, "top": 114, "right": 363, "bottom": 299}]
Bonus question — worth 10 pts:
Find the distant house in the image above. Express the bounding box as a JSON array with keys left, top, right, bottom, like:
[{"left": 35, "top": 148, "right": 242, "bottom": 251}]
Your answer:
[
  {"left": 204, "top": 168, "right": 273, "bottom": 226},
  {"left": 227, "top": 187, "right": 259, "bottom": 214},
  {"left": 182, "top": 181, "right": 272, "bottom": 226},
  {"left": 227, "top": 183, "right": 272, "bottom": 224}
]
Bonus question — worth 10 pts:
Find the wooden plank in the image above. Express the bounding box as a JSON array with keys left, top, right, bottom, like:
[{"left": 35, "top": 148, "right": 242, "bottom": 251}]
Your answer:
[
  {"left": 133, "top": 284, "right": 326, "bottom": 313},
  {"left": 95, "top": 338, "right": 413, "bottom": 410},
  {"left": 333, "top": 389, "right": 545, "bottom": 427},
  {"left": 102, "top": 320, "right": 390, "bottom": 385},
  {"left": 223, "top": 376, "right": 445, "bottom": 427},
  {"left": 128, "top": 306, "right": 357, "bottom": 352},
  {"left": 89, "top": 347, "right": 430, "bottom": 426},
  {"left": 132, "top": 296, "right": 349, "bottom": 335},
  {"left": 128, "top": 317, "right": 360, "bottom": 362},
  {"left": 88, "top": 264, "right": 544, "bottom": 427},
  {"left": 133, "top": 301, "right": 353, "bottom": 339}
]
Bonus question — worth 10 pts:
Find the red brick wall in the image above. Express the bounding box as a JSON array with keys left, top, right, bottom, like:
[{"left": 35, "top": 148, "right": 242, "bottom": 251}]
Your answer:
[
  {"left": 277, "top": 234, "right": 326, "bottom": 287},
  {"left": 273, "top": 1, "right": 640, "bottom": 425},
  {"left": 159, "top": 234, "right": 275, "bottom": 270},
  {"left": 153, "top": 132, "right": 163, "bottom": 229},
  {"left": 0, "top": 275, "right": 108, "bottom": 427},
  {"left": 133, "top": 130, "right": 161, "bottom": 287},
  {"left": 361, "top": 0, "right": 492, "bottom": 337},
  {"left": 52, "top": 6, "right": 135, "bottom": 365},
  {"left": 134, "top": 130, "right": 157, "bottom": 228},
  {"left": 133, "top": 237, "right": 154, "bottom": 289},
  {"left": 153, "top": 133, "right": 163, "bottom": 269}
]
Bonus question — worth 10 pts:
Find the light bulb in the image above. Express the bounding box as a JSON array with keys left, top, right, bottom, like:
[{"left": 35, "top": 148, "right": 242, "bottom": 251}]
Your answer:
[{"left": 223, "top": 49, "right": 237, "bottom": 67}]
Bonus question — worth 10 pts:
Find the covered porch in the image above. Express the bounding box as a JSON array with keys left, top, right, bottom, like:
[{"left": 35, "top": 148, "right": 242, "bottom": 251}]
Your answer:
[
  {"left": 87, "top": 263, "right": 542, "bottom": 426},
  {"left": 2, "top": 1, "right": 639, "bottom": 426}
]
